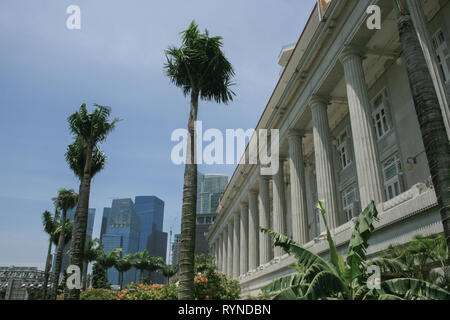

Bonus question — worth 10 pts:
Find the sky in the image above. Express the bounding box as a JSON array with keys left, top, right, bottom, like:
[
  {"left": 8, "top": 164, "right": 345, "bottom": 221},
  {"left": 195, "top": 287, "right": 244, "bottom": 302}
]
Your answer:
[{"left": 0, "top": 0, "right": 316, "bottom": 269}]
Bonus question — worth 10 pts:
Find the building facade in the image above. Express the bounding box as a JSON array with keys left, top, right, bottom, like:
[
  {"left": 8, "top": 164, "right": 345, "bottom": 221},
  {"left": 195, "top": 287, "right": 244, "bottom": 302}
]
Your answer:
[
  {"left": 0, "top": 267, "right": 48, "bottom": 291},
  {"left": 171, "top": 234, "right": 181, "bottom": 266},
  {"left": 147, "top": 227, "right": 168, "bottom": 284},
  {"left": 102, "top": 198, "right": 140, "bottom": 287},
  {"left": 207, "top": 0, "right": 450, "bottom": 297},
  {"left": 196, "top": 173, "right": 228, "bottom": 254},
  {"left": 134, "top": 196, "right": 165, "bottom": 252}
]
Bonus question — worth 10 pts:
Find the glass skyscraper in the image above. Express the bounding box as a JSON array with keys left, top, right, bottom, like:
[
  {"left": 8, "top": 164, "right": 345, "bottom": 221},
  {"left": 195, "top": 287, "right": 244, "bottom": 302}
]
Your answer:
[
  {"left": 134, "top": 196, "right": 164, "bottom": 252},
  {"left": 102, "top": 199, "right": 140, "bottom": 287},
  {"left": 195, "top": 173, "right": 228, "bottom": 254}
]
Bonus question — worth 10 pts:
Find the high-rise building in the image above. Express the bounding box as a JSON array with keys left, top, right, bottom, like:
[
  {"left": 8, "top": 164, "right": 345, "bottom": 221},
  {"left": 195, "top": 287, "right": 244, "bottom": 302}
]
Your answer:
[
  {"left": 52, "top": 208, "right": 95, "bottom": 275},
  {"left": 171, "top": 234, "right": 181, "bottom": 266},
  {"left": 146, "top": 225, "right": 168, "bottom": 284},
  {"left": 102, "top": 199, "right": 140, "bottom": 287},
  {"left": 195, "top": 174, "right": 228, "bottom": 254},
  {"left": 134, "top": 196, "right": 164, "bottom": 252},
  {"left": 100, "top": 207, "right": 111, "bottom": 242}
]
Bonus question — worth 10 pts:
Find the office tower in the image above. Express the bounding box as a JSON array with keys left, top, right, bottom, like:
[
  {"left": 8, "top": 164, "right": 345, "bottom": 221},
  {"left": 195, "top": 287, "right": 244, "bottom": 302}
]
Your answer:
[
  {"left": 171, "top": 234, "right": 181, "bottom": 266},
  {"left": 102, "top": 199, "right": 141, "bottom": 287},
  {"left": 134, "top": 196, "right": 164, "bottom": 252},
  {"left": 52, "top": 208, "right": 95, "bottom": 275},
  {"left": 146, "top": 225, "right": 168, "bottom": 284},
  {"left": 195, "top": 173, "right": 228, "bottom": 254},
  {"left": 100, "top": 207, "right": 111, "bottom": 242}
]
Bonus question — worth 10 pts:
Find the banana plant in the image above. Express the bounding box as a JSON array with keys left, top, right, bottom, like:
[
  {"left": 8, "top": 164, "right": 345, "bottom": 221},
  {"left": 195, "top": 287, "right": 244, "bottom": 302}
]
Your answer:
[{"left": 260, "top": 201, "right": 450, "bottom": 300}]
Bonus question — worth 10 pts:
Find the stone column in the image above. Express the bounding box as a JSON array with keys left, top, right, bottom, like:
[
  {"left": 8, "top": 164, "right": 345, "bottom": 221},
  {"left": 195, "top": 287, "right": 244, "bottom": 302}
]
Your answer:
[
  {"left": 258, "top": 176, "right": 271, "bottom": 265},
  {"left": 409, "top": 0, "right": 450, "bottom": 138},
  {"left": 272, "top": 158, "right": 287, "bottom": 258},
  {"left": 233, "top": 212, "right": 240, "bottom": 279},
  {"left": 227, "top": 221, "right": 233, "bottom": 277},
  {"left": 222, "top": 228, "right": 227, "bottom": 275},
  {"left": 340, "top": 49, "right": 384, "bottom": 208},
  {"left": 239, "top": 202, "right": 249, "bottom": 276},
  {"left": 310, "top": 96, "right": 339, "bottom": 231},
  {"left": 288, "top": 130, "right": 309, "bottom": 244},
  {"left": 217, "top": 235, "right": 222, "bottom": 272},
  {"left": 248, "top": 191, "right": 260, "bottom": 271}
]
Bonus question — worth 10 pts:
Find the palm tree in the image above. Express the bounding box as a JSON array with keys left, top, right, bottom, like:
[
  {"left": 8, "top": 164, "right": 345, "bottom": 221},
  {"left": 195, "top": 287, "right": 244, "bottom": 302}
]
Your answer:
[
  {"left": 160, "top": 263, "right": 179, "bottom": 285},
  {"left": 144, "top": 256, "right": 164, "bottom": 284},
  {"left": 260, "top": 201, "right": 450, "bottom": 300},
  {"left": 82, "top": 238, "right": 103, "bottom": 290},
  {"left": 114, "top": 254, "right": 134, "bottom": 290},
  {"left": 50, "top": 188, "right": 78, "bottom": 300},
  {"left": 164, "top": 21, "right": 235, "bottom": 299},
  {"left": 41, "top": 209, "right": 59, "bottom": 299},
  {"left": 383, "top": 234, "right": 449, "bottom": 290},
  {"left": 65, "top": 104, "right": 118, "bottom": 300},
  {"left": 133, "top": 250, "right": 151, "bottom": 283},
  {"left": 393, "top": 1, "right": 450, "bottom": 250},
  {"left": 93, "top": 248, "right": 122, "bottom": 289}
]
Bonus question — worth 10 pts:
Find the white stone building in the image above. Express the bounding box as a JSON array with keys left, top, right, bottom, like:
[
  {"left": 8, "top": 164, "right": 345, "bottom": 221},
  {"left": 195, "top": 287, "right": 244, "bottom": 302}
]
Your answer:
[{"left": 206, "top": 0, "right": 450, "bottom": 297}]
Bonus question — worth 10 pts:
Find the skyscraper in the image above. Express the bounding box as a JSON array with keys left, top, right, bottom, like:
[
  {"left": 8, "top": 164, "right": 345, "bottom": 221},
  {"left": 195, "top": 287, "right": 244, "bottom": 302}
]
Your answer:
[
  {"left": 52, "top": 208, "right": 96, "bottom": 276},
  {"left": 102, "top": 199, "right": 140, "bottom": 287},
  {"left": 100, "top": 207, "right": 111, "bottom": 242},
  {"left": 147, "top": 226, "right": 168, "bottom": 284},
  {"left": 195, "top": 173, "right": 228, "bottom": 254},
  {"left": 134, "top": 196, "right": 164, "bottom": 252},
  {"left": 171, "top": 234, "right": 181, "bottom": 266}
]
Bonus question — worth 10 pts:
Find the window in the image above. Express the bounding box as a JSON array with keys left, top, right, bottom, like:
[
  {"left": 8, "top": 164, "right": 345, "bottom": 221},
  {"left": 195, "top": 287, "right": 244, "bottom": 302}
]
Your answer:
[
  {"left": 337, "top": 130, "right": 351, "bottom": 169},
  {"left": 433, "top": 29, "right": 450, "bottom": 83},
  {"left": 383, "top": 155, "right": 402, "bottom": 200},
  {"left": 342, "top": 185, "right": 357, "bottom": 222},
  {"left": 372, "top": 92, "right": 391, "bottom": 139},
  {"left": 196, "top": 217, "right": 205, "bottom": 224}
]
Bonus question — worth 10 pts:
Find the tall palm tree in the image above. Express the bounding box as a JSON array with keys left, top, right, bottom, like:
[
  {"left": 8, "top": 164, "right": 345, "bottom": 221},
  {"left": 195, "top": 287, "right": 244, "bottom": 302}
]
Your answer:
[
  {"left": 393, "top": 1, "right": 450, "bottom": 250},
  {"left": 65, "top": 104, "right": 118, "bottom": 300},
  {"left": 160, "top": 263, "right": 179, "bottom": 285},
  {"left": 114, "top": 254, "right": 134, "bottom": 290},
  {"left": 41, "top": 209, "right": 59, "bottom": 299},
  {"left": 164, "top": 21, "right": 235, "bottom": 299},
  {"left": 50, "top": 188, "right": 78, "bottom": 299}
]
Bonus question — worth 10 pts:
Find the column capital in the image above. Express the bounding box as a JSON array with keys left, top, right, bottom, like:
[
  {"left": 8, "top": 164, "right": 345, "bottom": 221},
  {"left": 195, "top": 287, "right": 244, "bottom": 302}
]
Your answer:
[
  {"left": 309, "top": 95, "right": 330, "bottom": 109},
  {"left": 339, "top": 47, "right": 366, "bottom": 64},
  {"left": 257, "top": 175, "right": 271, "bottom": 182},
  {"left": 239, "top": 202, "right": 249, "bottom": 210},
  {"left": 288, "top": 129, "right": 307, "bottom": 139}
]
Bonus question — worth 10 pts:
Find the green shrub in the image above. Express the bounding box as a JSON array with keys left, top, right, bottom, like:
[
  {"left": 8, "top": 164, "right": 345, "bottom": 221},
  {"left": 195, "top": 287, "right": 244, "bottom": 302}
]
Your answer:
[
  {"left": 80, "top": 288, "right": 118, "bottom": 300},
  {"left": 194, "top": 272, "right": 240, "bottom": 300},
  {"left": 116, "top": 283, "right": 178, "bottom": 300}
]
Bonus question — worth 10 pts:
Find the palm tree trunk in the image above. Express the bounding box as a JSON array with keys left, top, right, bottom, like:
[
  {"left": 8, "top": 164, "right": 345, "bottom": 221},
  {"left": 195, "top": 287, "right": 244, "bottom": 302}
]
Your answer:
[
  {"left": 82, "top": 261, "right": 89, "bottom": 290},
  {"left": 51, "top": 209, "right": 67, "bottom": 299},
  {"left": 178, "top": 90, "right": 199, "bottom": 300},
  {"left": 42, "top": 239, "right": 53, "bottom": 300},
  {"left": 139, "top": 270, "right": 144, "bottom": 283},
  {"left": 120, "top": 272, "right": 123, "bottom": 291},
  {"left": 42, "top": 209, "right": 58, "bottom": 300},
  {"left": 395, "top": 2, "right": 450, "bottom": 250},
  {"left": 65, "top": 144, "right": 93, "bottom": 300}
]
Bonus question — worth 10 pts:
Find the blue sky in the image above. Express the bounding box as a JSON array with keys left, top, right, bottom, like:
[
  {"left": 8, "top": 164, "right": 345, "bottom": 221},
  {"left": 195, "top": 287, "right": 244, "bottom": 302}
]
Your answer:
[{"left": 0, "top": 0, "right": 316, "bottom": 268}]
